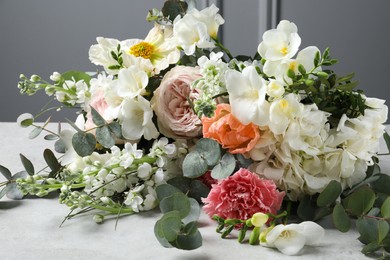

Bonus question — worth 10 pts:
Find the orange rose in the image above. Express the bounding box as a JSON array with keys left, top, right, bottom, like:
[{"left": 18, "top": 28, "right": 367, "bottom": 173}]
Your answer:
[{"left": 202, "top": 104, "right": 260, "bottom": 154}]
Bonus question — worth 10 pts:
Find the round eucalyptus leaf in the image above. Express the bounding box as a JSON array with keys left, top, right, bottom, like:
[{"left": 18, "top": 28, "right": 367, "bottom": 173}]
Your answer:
[
  {"left": 156, "top": 184, "right": 182, "bottom": 201},
  {"left": 16, "top": 113, "right": 34, "bottom": 128},
  {"left": 211, "top": 152, "right": 235, "bottom": 180},
  {"left": 12, "top": 171, "right": 28, "bottom": 180},
  {"left": 29, "top": 126, "right": 43, "bottom": 139},
  {"left": 154, "top": 218, "right": 173, "bottom": 248},
  {"left": 195, "top": 138, "right": 221, "bottom": 166},
  {"left": 356, "top": 217, "right": 378, "bottom": 244},
  {"left": 159, "top": 192, "right": 191, "bottom": 219},
  {"left": 54, "top": 139, "right": 66, "bottom": 154},
  {"left": 0, "top": 184, "right": 12, "bottom": 199},
  {"left": 72, "top": 132, "right": 96, "bottom": 157},
  {"left": 188, "top": 180, "right": 210, "bottom": 202},
  {"left": 173, "top": 230, "right": 202, "bottom": 250},
  {"left": 6, "top": 182, "right": 24, "bottom": 200},
  {"left": 159, "top": 211, "right": 182, "bottom": 242},
  {"left": 90, "top": 106, "right": 106, "bottom": 126},
  {"left": 371, "top": 174, "right": 390, "bottom": 195},
  {"left": 182, "top": 151, "right": 208, "bottom": 178},
  {"left": 297, "top": 195, "right": 316, "bottom": 221},
  {"left": 167, "top": 176, "right": 191, "bottom": 194},
  {"left": 96, "top": 126, "right": 115, "bottom": 148},
  {"left": 378, "top": 220, "right": 389, "bottom": 243},
  {"left": 182, "top": 198, "right": 200, "bottom": 225},
  {"left": 344, "top": 186, "right": 376, "bottom": 216},
  {"left": 332, "top": 202, "right": 351, "bottom": 232},
  {"left": 108, "top": 121, "right": 122, "bottom": 138},
  {"left": 381, "top": 197, "right": 390, "bottom": 218}
]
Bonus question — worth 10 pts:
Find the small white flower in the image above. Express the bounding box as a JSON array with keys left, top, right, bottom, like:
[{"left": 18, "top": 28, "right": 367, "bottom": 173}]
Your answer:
[
  {"left": 269, "top": 93, "right": 302, "bottom": 135},
  {"left": 258, "top": 20, "right": 301, "bottom": 62},
  {"left": 50, "top": 72, "right": 62, "bottom": 82},
  {"left": 137, "top": 163, "right": 152, "bottom": 179},
  {"left": 261, "top": 221, "right": 325, "bottom": 255},
  {"left": 266, "top": 79, "right": 285, "bottom": 98}
]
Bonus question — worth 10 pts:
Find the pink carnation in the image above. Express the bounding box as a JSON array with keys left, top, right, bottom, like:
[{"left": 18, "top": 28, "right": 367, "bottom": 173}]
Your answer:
[{"left": 202, "top": 168, "right": 285, "bottom": 220}]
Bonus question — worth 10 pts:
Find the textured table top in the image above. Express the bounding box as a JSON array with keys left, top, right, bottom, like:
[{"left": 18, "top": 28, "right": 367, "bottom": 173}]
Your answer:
[{"left": 1, "top": 122, "right": 388, "bottom": 260}]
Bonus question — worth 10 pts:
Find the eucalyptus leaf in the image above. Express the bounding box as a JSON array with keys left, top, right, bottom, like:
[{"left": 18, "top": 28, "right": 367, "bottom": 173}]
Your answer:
[
  {"left": 17, "top": 113, "right": 34, "bottom": 128},
  {"left": 19, "top": 154, "right": 34, "bottom": 176},
  {"left": 211, "top": 152, "right": 235, "bottom": 180},
  {"left": 12, "top": 171, "right": 28, "bottom": 180},
  {"left": 378, "top": 220, "right": 389, "bottom": 243},
  {"left": 182, "top": 151, "right": 208, "bottom": 178},
  {"left": 29, "top": 126, "right": 43, "bottom": 139},
  {"left": 362, "top": 241, "right": 381, "bottom": 255},
  {"left": 156, "top": 184, "right": 182, "bottom": 201},
  {"left": 0, "top": 184, "right": 12, "bottom": 199},
  {"left": 344, "top": 186, "right": 376, "bottom": 216},
  {"left": 43, "top": 149, "right": 61, "bottom": 173},
  {"left": 159, "top": 192, "right": 191, "bottom": 219},
  {"left": 44, "top": 134, "right": 58, "bottom": 141},
  {"left": 54, "top": 139, "right": 66, "bottom": 154},
  {"left": 90, "top": 106, "right": 106, "bottom": 126},
  {"left": 0, "top": 165, "right": 12, "bottom": 181},
  {"left": 173, "top": 230, "right": 202, "bottom": 250},
  {"left": 195, "top": 138, "right": 221, "bottom": 167},
  {"left": 188, "top": 179, "right": 210, "bottom": 202},
  {"left": 332, "top": 203, "right": 351, "bottom": 232},
  {"left": 317, "top": 180, "right": 342, "bottom": 207},
  {"left": 96, "top": 126, "right": 115, "bottom": 148},
  {"left": 167, "top": 176, "right": 192, "bottom": 194},
  {"left": 371, "top": 174, "right": 390, "bottom": 195},
  {"left": 108, "top": 121, "right": 122, "bottom": 138},
  {"left": 384, "top": 131, "right": 390, "bottom": 153},
  {"left": 381, "top": 197, "right": 390, "bottom": 218},
  {"left": 182, "top": 198, "right": 201, "bottom": 225},
  {"left": 6, "top": 182, "right": 24, "bottom": 200},
  {"left": 159, "top": 210, "right": 182, "bottom": 242},
  {"left": 236, "top": 154, "right": 253, "bottom": 168},
  {"left": 72, "top": 132, "right": 96, "bottom": 157},
  {"left": 182, "top": 221, "right": 198, "bottom": 236},
  {"left": 154, "top": 219, "right": 173, "bottom": 248},
  {"left": 356, "top": 217, "right": 378, "bottom": 244}
]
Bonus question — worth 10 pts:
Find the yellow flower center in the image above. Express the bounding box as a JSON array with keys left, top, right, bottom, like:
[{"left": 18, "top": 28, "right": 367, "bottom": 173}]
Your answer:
[
  {"left": 280, "top": 46, "right": 289, "bottom": 56},
  {"left": 129, "top": 41, "right": 155, "bottom": 59},
  {"left": 289, "top": 61, "right": 297, "bottom": 71},
  {"left": 280, "top": 230, "right": 292, "bottom": 239},
  {"left": 279, "top": 99, "right": 289, "bottom": 110}
]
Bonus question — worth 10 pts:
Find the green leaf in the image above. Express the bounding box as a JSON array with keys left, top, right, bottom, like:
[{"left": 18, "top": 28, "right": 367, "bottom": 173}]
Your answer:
[
  {"left": 336, "top": 72, "right": 355, "bottom": 83},
  {"left": 297, "top": 195, "right": 316, "bottom": 221},
  {"left": 384, "top": 131, "right": 390, "bottom": 154},
  {"left": 96, "top": 126, "right": 115, "bottom": 148},
  {"left": 156, "top": 184, "right": 182, "bottom": 201},
  {"left": 188, "top": 179, "right": 210, "bottom": 202},
  {"left": 314, "top": 51, "right": 320, "bottom": 67},
  {"left": 29, "top": 126, "right": 43, "bottom": 139},
  {"left": 361, "top": 241, "right": 381, "bottom": 255},
  {"left": 65, "top": 118, "right": 82, "bottom": 132},
  {"left": 378, "top": 220, "right": 389, "bottom": 243},
  {"left": 371, "top": 174, "right": 390, "bottom": 195},
  {"left": 173, "top": 230, "right": 202, "bottom": 250},
  {"left": 44, "top": 134, "right": 58, "bottom": 141},
  {"left": 0, "top": 184, "right": 12, "bottom": 199},
  {"left": 72, "top": 132, "right": 96, "bottom": 157},
  {"left": 154, "top": 219, "right": 173, "bottom": 248},
  {"left": 61, "top": 70, "right": 92, "bottom": 85},
  {"left": 108, "top": 121, "right": 122, "bottom": 138},
  {"left": 335, "top": 81, "right": 359, "bottom": 91},
  {"left": 6, "top": 182, "right": 24, "bottom": 200},
  {"left": 182, "top": 198, "right": 201, "bottom": 225},
  {"left": 54, "top": 139, "right": 66, "bottom": 154},
  {"left": 90, "top": 106, "right": 106, "bottom": 126},
  {"left": 287, "top": 69, "right": 296, "bottom": 79},
  {"left": 19, "top": 154, "right": 34, "bottom": 176},
  {"left": 332, "top": 203, "right": 351, "bottom": 232},
  {"left": 317, "top": 180, "right": 342, "bottom": 207},
  {"left": 157, "top": 210, "right": 182, "bottom": 242},
  {"left": 298, "top": 64, "right": 306, "bottom": 75},
  {"left": 43, "top": 149, "right": 61, "bottom": 173},
  {"left": 381, "top": 197, "right": 390, "bottom": 218},
  {"left": 17, "top": 113, "right": 34, "bottom": 127},
  {"left": 236, "top": 154, "right": 253, "bottom": 168},
  {"left": 357, "top": 217, "right": 378, "bottom": 244},
  {"left": 195, "top": 138, "right": 221, "bottom": 166},
  {"left": 182, "top": 151, "right": 208, "bottom": 178},
  {"left": 0, "top": 165, "right": 12, "bottom": 181},
  {"left": 159, "top": 192, "right": 191, "bottom": 219},
  {"left": 211, "top": 152, "right": 235, "bottom": 180},
  {"left": 344, "top": 186, "right": 376, "bottom": 216},
  {"left": 182, "top": 221, "right": 198, "bottom": 236}
]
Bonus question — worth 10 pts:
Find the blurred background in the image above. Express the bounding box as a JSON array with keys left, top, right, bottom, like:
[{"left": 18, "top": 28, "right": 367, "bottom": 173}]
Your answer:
[{"left": 0, "top": 0, "right": 389, "bottom": 122}]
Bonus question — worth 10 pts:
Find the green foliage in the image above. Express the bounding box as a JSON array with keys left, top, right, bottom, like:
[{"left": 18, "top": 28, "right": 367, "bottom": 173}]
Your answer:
[
  {"left": 154, "top": 183, "right": 202, "bottom": 250},
  {"left": 0, "top": 166, "right": 28, "bottom": 200},
  {"left": 72, "top": 132, "right": 96, "bottom": 157},
  {"left": 343, "top": 186, "right": 376, "bottom": 216},
  {"left": 332, "top": 203, "right": 351, "bottom": 232},
  {"left": 61, "top": 71, "right": 92, "bottom": 85},
  {"left": 20, "top": 154, "right": 34, "bottom": 176},
  {"left": 211, "top": 152, "right": 235, "bottom": 179},
  {"left": 167, "top": 176, "right": 210, "bottom": 202},
  {"left": 317, "top": 180, "right": 342, "bottom": 207},
  {"left": 162, "top": 0, "right": 188, "bottom": 22}
]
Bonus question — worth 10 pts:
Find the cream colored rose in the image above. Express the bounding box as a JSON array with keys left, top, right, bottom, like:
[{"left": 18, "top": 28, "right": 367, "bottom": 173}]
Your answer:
[{"left": 152, "top": 66, "right": 202, "bottom": 139}]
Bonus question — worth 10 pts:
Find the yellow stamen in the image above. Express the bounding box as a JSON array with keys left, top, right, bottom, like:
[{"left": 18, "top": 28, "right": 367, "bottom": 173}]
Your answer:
[
  {"left": 289, "top": 61, "right": 297, "bottom": 71},
  {"left": 280, "top": 47, "right": 288, "bottom": 56},
  {"left": 129, "top": 41, "right": 155, "bottom": 59}
]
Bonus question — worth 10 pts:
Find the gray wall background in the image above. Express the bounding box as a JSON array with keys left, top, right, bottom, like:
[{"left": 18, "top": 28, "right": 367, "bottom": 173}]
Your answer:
[{"left": 1, "top": 0, "right": 389, "bottom": 122}]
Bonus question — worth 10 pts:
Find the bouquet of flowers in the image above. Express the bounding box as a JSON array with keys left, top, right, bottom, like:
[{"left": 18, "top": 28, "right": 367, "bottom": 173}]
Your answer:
[{"left": 2, "top": 0, "right": 390, "bottom": 257}]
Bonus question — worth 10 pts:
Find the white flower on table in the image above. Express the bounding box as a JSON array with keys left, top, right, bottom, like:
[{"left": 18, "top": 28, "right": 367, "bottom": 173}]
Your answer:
[
  {"left": 173, "top": 4, "right": 224, "bottom": 55},
  {"left": 258, "top": 20, "right": 301, "bottom": 62},
  {"left": 225, "top": 66, "right": 270, "bottom": 126},
  {"left": 261, "top": 221, "right": 325, "bottom": 255}
]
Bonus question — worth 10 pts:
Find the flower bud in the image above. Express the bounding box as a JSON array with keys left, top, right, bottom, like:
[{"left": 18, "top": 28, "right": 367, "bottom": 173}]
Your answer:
[
  {"left": 30, "top": 74, "right": 41, "bottom": 82},
  {"left": 93, "top": 214, "right": 104, "bottom": 224},
  {"left": 50, "top": 72, "right": 62, "bottom": 82},
  {"left": 251, "top": 212, "right": 269, "bottom": 227}
]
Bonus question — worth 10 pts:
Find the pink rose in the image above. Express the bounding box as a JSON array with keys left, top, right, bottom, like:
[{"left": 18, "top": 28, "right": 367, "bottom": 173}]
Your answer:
[
  {"left": 202, "top": 168, "right": 285, "bottom": 220},
  {"left": 152, "top": 66, "right": 202, "bottom": 139},
  {"left": 85, "top": 88, "right": 110, "bottom": 131}
]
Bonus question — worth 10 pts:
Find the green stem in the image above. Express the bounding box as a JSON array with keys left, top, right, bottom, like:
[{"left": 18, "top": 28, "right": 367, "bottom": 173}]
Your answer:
[
  {"left": 89, "top": 204, "right": 135, "bottom": 214},
  {"left": 40, "top": 183, "right": 86, "bottom": 190},
  {"left": 213, "top": 37, "right": 234, "bottom": 60}
]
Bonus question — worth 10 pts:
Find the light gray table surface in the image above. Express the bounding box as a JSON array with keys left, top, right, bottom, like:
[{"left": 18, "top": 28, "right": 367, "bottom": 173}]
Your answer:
[{"left": 1, "top": 122, "right": 388, "bottom": 260}]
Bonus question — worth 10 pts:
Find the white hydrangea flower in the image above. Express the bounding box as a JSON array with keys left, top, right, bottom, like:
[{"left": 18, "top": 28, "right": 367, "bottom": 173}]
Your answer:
[
  {"left": 258, "top": 20, "right": 301, "bottom": 62},
  {"left": 225, "top": 66, "right": 270, "bottom": 126}
]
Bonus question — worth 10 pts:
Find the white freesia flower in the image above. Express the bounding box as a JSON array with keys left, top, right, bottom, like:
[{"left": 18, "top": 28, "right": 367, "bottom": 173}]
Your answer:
[
  {"left": 268, "top": 93, "right": 302, "bottom": 135},
  {"left": 116, "top": 66, "right": 149, "bottom": 99},
  {"left": 89, "top": 37, "right": 121, "bottom": 74},
  {"left": 261, "top": 221, "right": 325, "bottom": 255},
  {"left": 258, "top": 20, "right": 301, "bottom": 62},
  {"left": 225, "top": 66, "right": 270, "bottom": 126},
  {"left": 173, "top": 4, "right": 224, "bottom": 55},
  {"left": 119, "top": 96, "right": 159, "bottom": 141},
  {"left": 266, "top": 79, "right": 285, "bottom": 98}
]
